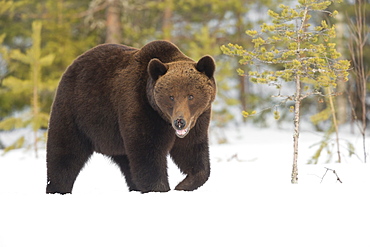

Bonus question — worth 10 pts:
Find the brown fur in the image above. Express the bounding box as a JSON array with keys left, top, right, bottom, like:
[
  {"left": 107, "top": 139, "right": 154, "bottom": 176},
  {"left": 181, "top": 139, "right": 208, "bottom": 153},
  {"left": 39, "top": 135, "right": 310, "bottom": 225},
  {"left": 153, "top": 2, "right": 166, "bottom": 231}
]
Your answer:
[{"left": 46, "top": 40, "right": 216, "bottom": 193}]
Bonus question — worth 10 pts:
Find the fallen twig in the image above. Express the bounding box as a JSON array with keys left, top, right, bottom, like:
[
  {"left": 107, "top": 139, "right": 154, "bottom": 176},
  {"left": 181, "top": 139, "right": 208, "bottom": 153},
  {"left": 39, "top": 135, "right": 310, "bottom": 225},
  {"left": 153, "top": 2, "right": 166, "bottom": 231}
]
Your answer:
[
  {"left": 321, "top": 167, "right": 343, "bottom": 183},
  {"left": 214, "top": 154, "right": 257, "bottom": 162},
  {"left": 227, "top": 154, "right": 245, "bottom": 162}
]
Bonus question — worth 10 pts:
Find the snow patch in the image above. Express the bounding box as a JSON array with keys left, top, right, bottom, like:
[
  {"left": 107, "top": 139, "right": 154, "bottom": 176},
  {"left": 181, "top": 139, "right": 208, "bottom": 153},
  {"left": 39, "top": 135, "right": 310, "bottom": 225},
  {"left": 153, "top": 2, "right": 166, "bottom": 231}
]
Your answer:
[{"left": 0, "top": 126, "right": 369, "bottom": 246}]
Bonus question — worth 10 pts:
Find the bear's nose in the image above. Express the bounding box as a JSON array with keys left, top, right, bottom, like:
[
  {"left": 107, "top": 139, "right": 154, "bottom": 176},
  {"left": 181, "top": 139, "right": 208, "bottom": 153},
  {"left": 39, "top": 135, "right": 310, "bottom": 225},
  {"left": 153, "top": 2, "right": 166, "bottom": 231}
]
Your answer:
[{"left": 174, "top": 118, "right": 186, "bottom": 130}]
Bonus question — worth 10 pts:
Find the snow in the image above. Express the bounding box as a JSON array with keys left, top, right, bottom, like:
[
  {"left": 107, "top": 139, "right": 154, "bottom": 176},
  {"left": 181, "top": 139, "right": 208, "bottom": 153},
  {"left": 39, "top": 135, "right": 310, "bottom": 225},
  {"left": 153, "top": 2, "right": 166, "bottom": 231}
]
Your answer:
[{"left": 0, "top": 126, "right": 369, "bottom": 247}]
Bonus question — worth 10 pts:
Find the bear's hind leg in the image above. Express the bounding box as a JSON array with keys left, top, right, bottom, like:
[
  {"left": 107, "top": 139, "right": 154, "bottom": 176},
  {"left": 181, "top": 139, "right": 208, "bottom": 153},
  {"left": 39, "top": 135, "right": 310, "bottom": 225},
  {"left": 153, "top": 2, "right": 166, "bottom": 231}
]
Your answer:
[
  {"left": 110, "top": 155, "right": 138, "bottom": 191},
  {"left": 46, "top": 152, "right": 92, "bottom": 194},
  {"left": 46, "top": 127, "right": 93, "bottom": 194}
]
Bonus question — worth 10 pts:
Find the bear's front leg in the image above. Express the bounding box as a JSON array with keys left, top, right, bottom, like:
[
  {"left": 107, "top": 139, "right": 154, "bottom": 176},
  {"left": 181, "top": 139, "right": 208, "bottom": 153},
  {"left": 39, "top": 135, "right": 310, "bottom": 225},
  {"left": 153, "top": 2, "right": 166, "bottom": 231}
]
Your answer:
[
  {"left": 123, "top": 127, "right": 172, "bottom": 193},
  {"left": 119, "top": 107, "right": 177, "bottom": 193},
  {"left": 175, "top": 167, "right": 210, "bottom": 191},
  {"left": 128, "top": 151, "right": 171, "bottom": 193},
  {"left": 170, "top": 131, "right": 211, "bottom": 191}
]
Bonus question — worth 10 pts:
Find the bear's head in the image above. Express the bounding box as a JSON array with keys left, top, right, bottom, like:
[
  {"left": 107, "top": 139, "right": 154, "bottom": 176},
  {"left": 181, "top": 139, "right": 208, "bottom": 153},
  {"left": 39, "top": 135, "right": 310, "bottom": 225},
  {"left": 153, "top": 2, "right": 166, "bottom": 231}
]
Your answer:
[{"left": 147, "top": 56, "right": 216, "bottom": 138}]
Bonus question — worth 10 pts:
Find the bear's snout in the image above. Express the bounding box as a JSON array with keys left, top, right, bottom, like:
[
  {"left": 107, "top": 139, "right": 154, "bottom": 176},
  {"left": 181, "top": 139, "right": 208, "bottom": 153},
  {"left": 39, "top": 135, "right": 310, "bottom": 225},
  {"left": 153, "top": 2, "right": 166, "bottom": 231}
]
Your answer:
[
  {"left": 173, "top": 118, "right": 190, "bottom": 138},
  {"left": 174, "top": 118, "right": 186, "bottom": 130}
]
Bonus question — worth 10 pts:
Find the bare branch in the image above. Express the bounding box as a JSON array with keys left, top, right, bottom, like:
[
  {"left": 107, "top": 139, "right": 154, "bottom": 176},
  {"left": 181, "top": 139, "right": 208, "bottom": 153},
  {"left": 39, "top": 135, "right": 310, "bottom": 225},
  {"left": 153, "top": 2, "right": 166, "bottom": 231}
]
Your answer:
[{"left": 321, "top": 167, "right": 343, "bottom": 183}]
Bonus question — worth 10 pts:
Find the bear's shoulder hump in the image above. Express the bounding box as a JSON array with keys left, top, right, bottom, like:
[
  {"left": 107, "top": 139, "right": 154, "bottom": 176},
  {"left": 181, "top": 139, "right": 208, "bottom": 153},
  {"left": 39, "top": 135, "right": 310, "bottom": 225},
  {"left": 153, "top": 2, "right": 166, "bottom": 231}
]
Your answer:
[{"left": 135, "top": 40, "right": 193, "bottom": 64}]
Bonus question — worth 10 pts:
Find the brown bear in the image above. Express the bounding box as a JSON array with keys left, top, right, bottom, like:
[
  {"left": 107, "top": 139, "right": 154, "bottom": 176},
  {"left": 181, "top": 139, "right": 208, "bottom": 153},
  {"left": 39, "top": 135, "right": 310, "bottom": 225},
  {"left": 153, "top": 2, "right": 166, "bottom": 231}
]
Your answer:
[{"left": 46, "top": 40, "right": 216, "bottom": 193}]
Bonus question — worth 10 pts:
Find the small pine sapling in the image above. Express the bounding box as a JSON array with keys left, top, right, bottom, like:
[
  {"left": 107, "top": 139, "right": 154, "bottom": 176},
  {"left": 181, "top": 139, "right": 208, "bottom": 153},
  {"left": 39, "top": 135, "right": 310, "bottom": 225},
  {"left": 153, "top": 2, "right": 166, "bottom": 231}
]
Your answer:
[
  {"left": 0, "top": 21, "right": 55, "bottom": 157},
  {"left": 221, "top": 0, "right": 350, "bottom": 183}
]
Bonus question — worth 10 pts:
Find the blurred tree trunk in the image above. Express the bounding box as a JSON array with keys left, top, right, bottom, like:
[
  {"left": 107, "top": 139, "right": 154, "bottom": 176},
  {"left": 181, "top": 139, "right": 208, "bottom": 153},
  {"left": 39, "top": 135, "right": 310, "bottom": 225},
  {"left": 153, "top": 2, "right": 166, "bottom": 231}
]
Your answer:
[
  {"left": 106, "top": 0, "right": 122, "bottom": 44},
  {"left": 162, "top": 0, "right": 173, "bottom": 41},
  {"left": 335, "top": 12, "right": 347, "bottom": 125}
]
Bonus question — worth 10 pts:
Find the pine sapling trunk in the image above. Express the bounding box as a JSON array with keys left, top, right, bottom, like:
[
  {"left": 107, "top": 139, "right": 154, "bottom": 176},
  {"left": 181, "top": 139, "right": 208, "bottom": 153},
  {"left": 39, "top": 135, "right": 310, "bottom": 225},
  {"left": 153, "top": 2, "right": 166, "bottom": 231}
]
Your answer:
[
  {"left": 33, "top": 88, "right": 39, "bottom": 159},
  {"left": 327, "top": 87, "right": 341, "bottom": 163},
  {"left": 361, "top": 73, "right": 367, "bottom": 163},
  {"left": 291, "top": 9, "right": 307, "bottom": 184},
  {"left": 292, "top": 74, "right": 301, "bottom": 184},
  {"left": 32, "top": 59, "right": 39, "bottom": 159}
]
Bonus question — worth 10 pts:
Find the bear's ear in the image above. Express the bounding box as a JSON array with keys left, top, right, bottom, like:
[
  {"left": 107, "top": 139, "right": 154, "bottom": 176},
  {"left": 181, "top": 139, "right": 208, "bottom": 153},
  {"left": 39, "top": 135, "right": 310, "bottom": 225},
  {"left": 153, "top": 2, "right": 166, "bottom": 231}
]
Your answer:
[
  {"left": 196, "top": 55, "right": 215, "bottom": 78},
  {"left": 148, "top": 58, "right": 168, "bottom": 81}
]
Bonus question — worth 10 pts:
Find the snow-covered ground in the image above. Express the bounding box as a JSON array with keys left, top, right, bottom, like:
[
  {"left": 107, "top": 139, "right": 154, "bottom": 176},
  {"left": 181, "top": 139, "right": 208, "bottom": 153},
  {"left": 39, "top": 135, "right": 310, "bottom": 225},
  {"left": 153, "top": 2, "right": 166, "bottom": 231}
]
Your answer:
[{"left": 0, "top": 126, "right": 369, "bottom": 247}]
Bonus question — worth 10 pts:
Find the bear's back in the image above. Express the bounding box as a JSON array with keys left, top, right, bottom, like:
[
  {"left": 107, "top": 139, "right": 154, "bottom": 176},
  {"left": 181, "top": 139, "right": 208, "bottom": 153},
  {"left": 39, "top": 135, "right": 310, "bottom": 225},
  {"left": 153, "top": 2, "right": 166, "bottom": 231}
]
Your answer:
[
  {"left": 63, "top": 44, "right": 138, "bottom": 86},
  {"left": 59, "top": 41, "right": 192, "bottom": 91}
]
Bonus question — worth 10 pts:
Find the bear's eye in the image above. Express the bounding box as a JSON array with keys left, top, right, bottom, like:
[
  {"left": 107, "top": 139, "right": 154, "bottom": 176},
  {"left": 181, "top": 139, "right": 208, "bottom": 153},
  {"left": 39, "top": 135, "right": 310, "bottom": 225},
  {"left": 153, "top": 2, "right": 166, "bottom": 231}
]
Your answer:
[
  {"left": 169, "top": 96, "right": 174, "bottom": 101},
  {"left": 188, "top": 95, "right": 194, "bottom": 100}
]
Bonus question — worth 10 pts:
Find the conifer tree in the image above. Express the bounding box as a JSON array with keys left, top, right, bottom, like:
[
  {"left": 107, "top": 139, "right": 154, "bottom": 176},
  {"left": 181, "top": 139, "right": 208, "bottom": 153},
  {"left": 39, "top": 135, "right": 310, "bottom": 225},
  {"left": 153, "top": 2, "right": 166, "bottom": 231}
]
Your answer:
[
  {"left": 0, "top": 21, "right": 55, "bottom": 157},
  {"left": 221, "top": 0, "right": 350, "bottom": 183}
]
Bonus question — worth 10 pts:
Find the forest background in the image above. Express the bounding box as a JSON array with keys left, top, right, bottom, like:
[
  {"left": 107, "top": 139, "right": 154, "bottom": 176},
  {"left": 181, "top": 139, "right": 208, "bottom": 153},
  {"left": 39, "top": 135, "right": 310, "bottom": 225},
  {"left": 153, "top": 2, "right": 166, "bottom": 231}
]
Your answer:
[{"left": 0, "top": 0, "right": 369, "bottom": 154}]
